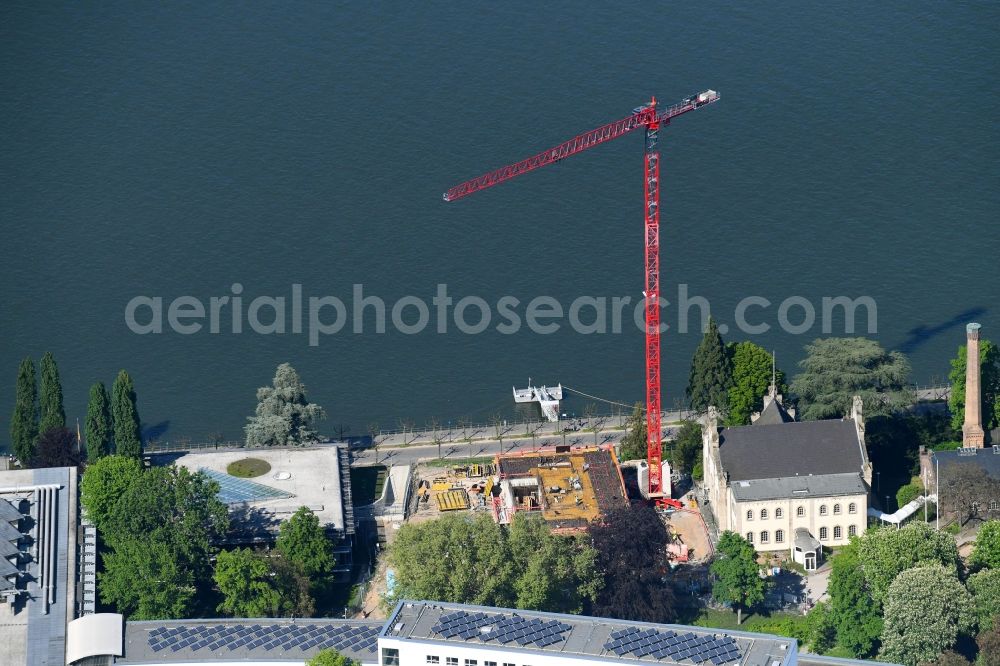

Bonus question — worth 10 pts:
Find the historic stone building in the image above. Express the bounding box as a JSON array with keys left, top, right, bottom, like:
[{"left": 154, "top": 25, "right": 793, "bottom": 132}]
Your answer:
[{"left": 701, "top": 388, "right": 872, "bottom": 570}]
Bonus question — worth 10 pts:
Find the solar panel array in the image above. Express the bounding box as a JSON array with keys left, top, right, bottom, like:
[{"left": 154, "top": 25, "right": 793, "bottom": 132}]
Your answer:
[
  {"left": 431, "top": 611, "right": 571, "bottom": 648},
  {"left": 603, "top": 627, "right": 742, "bottom": 665},
  {"left": 198, "top": 467, "right": 295, "bottom": 505},
  {"left": 146, "top": 622, "right": 379, "bottom": 655}
]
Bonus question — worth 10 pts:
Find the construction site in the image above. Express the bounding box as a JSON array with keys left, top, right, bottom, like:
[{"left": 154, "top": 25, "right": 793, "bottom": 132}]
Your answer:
[{"left": 406, "top": 444, "right": 711, "bottom": 558}]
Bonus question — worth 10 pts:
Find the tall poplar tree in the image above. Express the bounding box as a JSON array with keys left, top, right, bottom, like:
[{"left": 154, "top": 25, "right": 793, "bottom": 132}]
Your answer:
[
  {"left": 112, "top": 370, "right": 142, "bottom": 458},
  {"left": 687, "top": 318, "right": 732, "bottom": 412},
  {"left": 39, "top": 352, "right": 66, "bottom": 434},
  {"left": 85, "top": 382, "right": 113, "bottom": 461},
  {"left": 10, "top": 357, "right": 39, "bottom": 464}
]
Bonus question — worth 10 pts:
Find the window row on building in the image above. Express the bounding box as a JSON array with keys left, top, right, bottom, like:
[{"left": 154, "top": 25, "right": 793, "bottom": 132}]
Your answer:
[
  {"left": 427, "top": 657, "right": 523, "bottom": 666},
  {"left": 746, "top": 524, "right": 858, "bottom": 544},
  {"left": 746, "top": 502, "right": 858, "bottom": 521}
]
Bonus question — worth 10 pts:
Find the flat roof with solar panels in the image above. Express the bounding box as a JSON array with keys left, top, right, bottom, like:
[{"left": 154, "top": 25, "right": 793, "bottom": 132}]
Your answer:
[
  {"left": 117, "top": 617, "right": 383, "bottom": 664},
  {"left": 381, "top": 601, "right": 798, "bottom": 666},
  {"left": 70, "top": 600, "right": 895, "bottom": 666}
]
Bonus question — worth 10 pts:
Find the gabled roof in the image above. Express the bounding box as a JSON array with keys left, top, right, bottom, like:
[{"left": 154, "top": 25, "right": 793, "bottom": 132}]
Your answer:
[
  {"left": 719, "top": 419, "right": 864, "bottom": 481},
  {"left": 753, "top": 398, "right": 793, "bottom": 426}
]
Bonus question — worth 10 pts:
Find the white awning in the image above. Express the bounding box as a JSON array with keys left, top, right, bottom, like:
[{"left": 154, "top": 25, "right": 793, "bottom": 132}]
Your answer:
[{"left": 66, "top": 613, "right": 123, "bottom": 665}]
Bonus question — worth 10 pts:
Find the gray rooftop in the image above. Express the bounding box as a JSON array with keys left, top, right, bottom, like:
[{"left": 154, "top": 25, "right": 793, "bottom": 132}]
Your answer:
[
  {"left": 118, "top": 618, "right": 383, "bottom": 664},
  {"left": 719, "top": 419, "right": 864, "bottom": 482},
  {"left": 730, "top": 473, "right": 866, "bottom": 502},
  {"left": 384, "top": 601, "right": 795, "bottom": 666},
  {"left": 933, "top": 446, "right": 1000, "bottom": 479},
  {"left": 0, "top": 466, "right": 76, "bottom": 666},
  {"left": 0, "top": 498, "right": 23, "bottom": 522}
]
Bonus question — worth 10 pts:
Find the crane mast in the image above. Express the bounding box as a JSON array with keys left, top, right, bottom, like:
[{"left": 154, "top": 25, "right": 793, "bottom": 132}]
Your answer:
[{"left": 443, "top": 90, "right": 719, "bottom": 495}]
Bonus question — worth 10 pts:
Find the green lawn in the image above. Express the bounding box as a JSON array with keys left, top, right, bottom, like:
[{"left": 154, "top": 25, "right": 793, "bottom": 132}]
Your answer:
[
  {"left": 225, "top": 458, "right": 271, "bottom": 478},
  {"left": 350, "top": 465, "right": 387, "bottom": 505},
  {"left": 685, "top": 608, "right": 810, "bottom": 641}
]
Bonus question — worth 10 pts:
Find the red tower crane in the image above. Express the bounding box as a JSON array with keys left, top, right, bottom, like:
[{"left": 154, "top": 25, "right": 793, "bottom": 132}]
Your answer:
[{"left": 443, "top": 90, "right": 719, "bottom": 495}]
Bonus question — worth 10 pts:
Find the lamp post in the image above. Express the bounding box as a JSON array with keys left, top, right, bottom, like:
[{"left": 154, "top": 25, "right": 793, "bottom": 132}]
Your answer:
[{"left": 936, "top": 456, "right": 940, "bottom": 531}]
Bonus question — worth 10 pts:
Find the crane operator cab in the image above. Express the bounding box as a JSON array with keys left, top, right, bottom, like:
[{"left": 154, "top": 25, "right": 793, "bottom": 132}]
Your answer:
[{"left": 693, "top": 90, "right": 719, "bottom": 107}]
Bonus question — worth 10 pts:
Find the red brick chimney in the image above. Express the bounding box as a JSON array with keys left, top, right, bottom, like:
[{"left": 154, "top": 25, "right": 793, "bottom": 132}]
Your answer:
[{"left": 963, "top": 323, "right": 985, "bottom": 448}]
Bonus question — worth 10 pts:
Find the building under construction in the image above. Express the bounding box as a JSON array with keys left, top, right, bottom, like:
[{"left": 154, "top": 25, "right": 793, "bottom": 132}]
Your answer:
[{"left": 491, "top": 445, "right": 628, "bottom": 532}]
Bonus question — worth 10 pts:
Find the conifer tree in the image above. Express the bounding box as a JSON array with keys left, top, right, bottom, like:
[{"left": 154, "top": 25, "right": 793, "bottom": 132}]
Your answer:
[
  {"left": 112, "top": 370, "right": 142, "bottom": 458},
  {"left": 686, "top": 318, "right": 732, "bottom": 412},
  {"left": 10, "top": 357, "right": 39, "bottom": 464},
  {"left": 39, "top": 352, "right": 66, "bottom": 434},
  {"left": 85, "top": 382, "right": 113, "bottom": 461}
]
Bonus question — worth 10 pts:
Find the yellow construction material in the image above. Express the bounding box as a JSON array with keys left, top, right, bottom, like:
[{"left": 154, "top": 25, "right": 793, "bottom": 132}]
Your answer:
[
  {"left": 431, "top": 478, "right": 451, "bottom": 492},
  {"left": 435, "top": 489, "right": 470, "bottom": 511}
]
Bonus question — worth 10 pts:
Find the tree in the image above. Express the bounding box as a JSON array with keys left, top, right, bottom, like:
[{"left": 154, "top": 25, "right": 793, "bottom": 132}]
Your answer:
[
  {"left": 896, "top": 478, "right": 924, "bottom": 511},
  {"left": 791, "top": 338, "right": 912, "bottom": 420},
  {"left": 919, "top": 651, "right": 971, "bottom": 666},
  {"left": 10, "top": 357, "right": 38, "bottom": 465},
  {"left": 367, "top": 422, "right": 381, "bottom": 463},
  {"left": 307, "top": 648, "right": 358, "bottom": 666},
  {"left": 112, "top": 370, "right": 142, "bottom": 458},
  {"left": 805, "top": 601, "right": 837, "bottom": 654},
  {"left": 102, "top": 465, "right": 229, "bottom": 587},
  {"left": 387, "top": 513, "right": 515, "bottom": 608},
  {"left": 85, "top": 382, "right": 113, "bottom": 461},
  {"left": 726, "top": 341, "right": 786, "bottom": 425},
  {"left": 947, "top": 339, "right": 1000, "bottom": 432},
  {"left": 939, "top": 462, "right": 999, "bottom": 526},
  {"left": 271, "top": 551, "right": 316, "bottom": 617},
  {"left": 710, "top": 531, "right": 765, "bottom": 625},
  {"left": 276, "top": 507, "right": 333, "bottom": 579},
  {"left": 245, "top": 363, "right": 325, "bottom": 447},
  {"left": 387, "top": 513, "right": 601, "bottom": 614},
  {"left": 32, "top": 427, "right": 82, "bottom": 469},
  {"left": 491, "top": 413, "right": 506, "bottom": 455},
  {"left": 618, "top": 403, "right": 647, "bottom": 462},
  {"left": 827, "top": 541, "right": 882, "bottom": 657},
  {"left": 508, "top": 515, "right": 601, "bottom": 614},
  {"left": 670, "top": 420, "right": 702, "bottom": 475},
  {"left": 38, "top": 352, "right": 65, "bottom": 434},
  {"left": 687, "top": 318, "right": 731, "bottom": 412},
  {"left": 969, "top": 520, "right": 1000, "bottom": 571},
  {"left": 214, "top": 548, "right": 281, "bottom": 617},
  {"left": 79, "top": 455, "right": 144, "bottom": 531},
  {"left": 856, "top": 522, "right": 960, "bottom": 607},
  {"left": 879, "top": 565, "right": 975, "bottom": 666},
  {"left": 976, "top": 619, "right": 1000, "bottom": 666},
  {"left": 590, "top": 506, "right": 676, "bottom": 622},
  {"left": 967, "top": 568, "right": 1000, "bottom": 630},
  {"left": 99, "top": 534, "right": 196, "bottom": 620}
]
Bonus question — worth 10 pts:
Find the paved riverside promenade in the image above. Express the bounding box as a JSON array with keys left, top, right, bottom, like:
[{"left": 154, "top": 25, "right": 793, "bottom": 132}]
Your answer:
[{"left": 349, "top": 411, "right": 693, "bottom": 467}]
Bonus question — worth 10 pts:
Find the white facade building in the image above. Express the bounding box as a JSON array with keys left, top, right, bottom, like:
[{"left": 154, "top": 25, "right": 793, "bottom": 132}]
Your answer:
[{"left": 702, "top": 391, "right": 872, "bottom": 570}]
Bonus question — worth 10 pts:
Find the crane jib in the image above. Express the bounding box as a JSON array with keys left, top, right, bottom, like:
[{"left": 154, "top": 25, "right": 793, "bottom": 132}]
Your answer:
[
  {"left": 441, "top": 91, "right": 717, "bottom": 202},
  {"left": 443, "top": 107, "right": 657, "bottom": 202}
]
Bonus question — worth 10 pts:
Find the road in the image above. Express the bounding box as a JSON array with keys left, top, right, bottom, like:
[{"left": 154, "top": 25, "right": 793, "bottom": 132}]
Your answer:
[{"left": 349, "top": 424, "right": 682, "bottom": 467}]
